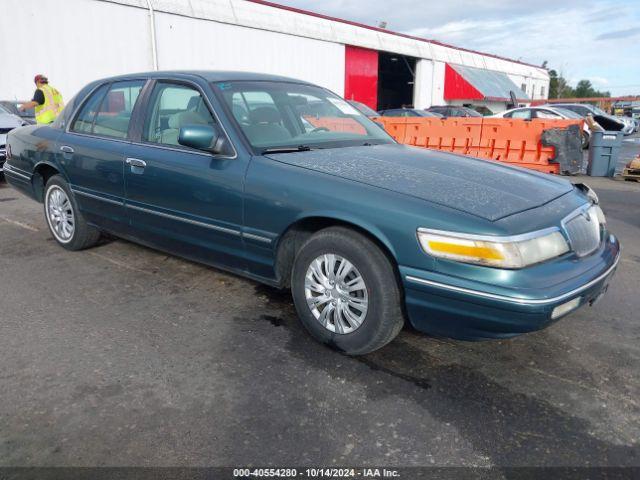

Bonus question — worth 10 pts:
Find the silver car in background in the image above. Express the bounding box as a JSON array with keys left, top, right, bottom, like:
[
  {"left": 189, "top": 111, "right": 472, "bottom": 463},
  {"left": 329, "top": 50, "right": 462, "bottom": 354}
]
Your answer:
[{"left": 0, "top": 104, "right": 28, "bottom": 180}]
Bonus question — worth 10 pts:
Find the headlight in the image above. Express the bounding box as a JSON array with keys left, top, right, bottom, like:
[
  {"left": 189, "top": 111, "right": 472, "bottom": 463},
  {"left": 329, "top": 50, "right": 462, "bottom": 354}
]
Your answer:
[
  {"left": 591, "top": 204, "right": 606, "bottom": 225},
  {"left": 576, "top": 183, "right": 599, "bottom": 204},
  {"left": 417, "top": 228, "right": 570, "bottom": 269}
]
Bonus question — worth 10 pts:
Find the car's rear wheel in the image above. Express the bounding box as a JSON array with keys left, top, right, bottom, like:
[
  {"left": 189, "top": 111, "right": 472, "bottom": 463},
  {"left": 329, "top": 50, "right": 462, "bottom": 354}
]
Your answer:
[
  {"left": 291, "top": 226, "right": 404, "bottom": 355},
  {"left": 581, "top": 130, "right": 590, "bottom": 149},
  {"left": 44, "top": 175, "right": 101, "bottom": 250}
]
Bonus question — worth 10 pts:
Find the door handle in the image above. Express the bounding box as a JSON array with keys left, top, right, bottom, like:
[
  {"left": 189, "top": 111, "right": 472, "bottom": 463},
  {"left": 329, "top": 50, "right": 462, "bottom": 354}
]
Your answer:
[
  {"left": 126, "top": 158, "right": 147, "bottom": 168},
  {"left": 60, "top": 145, "right": 74, "bottom": 154}
]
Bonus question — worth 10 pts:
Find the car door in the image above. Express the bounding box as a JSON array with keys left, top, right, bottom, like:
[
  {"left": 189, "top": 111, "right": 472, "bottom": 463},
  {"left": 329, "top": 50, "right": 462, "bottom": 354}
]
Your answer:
[
  {"left": 123, "top": 79, "right": 247, "bottom": 271},
  {"left": 59, "top": 80, "right": 146, "bottom": 232}
]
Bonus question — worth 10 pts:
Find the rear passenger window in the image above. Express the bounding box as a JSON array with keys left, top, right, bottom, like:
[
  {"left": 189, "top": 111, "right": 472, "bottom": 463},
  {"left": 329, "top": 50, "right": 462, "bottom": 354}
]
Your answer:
[
  {"left": 143, "top": 83, "right": 216, "bottom": 147},
  {"left": 71, "top": 84, "right": 109, "bottom": 133},
  {"left": 510, "top": 110, "right": 532, "bottom": 120},
  {"left": 92, "top": 81, "right": 144, "bottom": 138},
  {"left": 72, "top": 81, "right": 143, "bottom": 138}
]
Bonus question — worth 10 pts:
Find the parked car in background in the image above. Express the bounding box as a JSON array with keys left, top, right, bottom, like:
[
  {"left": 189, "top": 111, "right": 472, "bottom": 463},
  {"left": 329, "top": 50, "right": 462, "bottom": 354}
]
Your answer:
[
  {"left": 550, "top": 103, "right": 633, "bottom": 135},
  {"left": 618, "top": 115, "right": 637, "bottom": 134},
  {"left": 425, "top": 105, "right": 483, "bottom": 118},
  {"left": 346, "top": 100, "right": 379, "bottom": 118},
  {"left": 0, "top": 104, "right": 30, "bottom": 180},
  {"left": 4, "top": 71, "right": 620, "bottom": 355},
  {"left": 492, "top": 106, "right": 592, "bottom": 148},
  {"left": 0, "top": 100, "right": 36, "bottom": 125},
  {"left": 471, "top": 105, "right": 494, "bottom": 116},
  {"left": 378, "top": 108, "right": 442, "bottom": 118}
]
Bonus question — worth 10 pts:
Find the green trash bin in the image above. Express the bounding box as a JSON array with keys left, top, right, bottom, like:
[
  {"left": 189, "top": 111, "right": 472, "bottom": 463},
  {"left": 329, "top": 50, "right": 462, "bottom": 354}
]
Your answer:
[{"left": 587, "top": 131, "right": 623, "bottom": 177}]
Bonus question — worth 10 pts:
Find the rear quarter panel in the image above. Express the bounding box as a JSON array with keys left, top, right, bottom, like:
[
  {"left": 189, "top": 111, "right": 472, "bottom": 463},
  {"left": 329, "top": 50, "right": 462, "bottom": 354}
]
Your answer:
[{"left": 5, "top": 125, "right": 63, "bottom": 199}]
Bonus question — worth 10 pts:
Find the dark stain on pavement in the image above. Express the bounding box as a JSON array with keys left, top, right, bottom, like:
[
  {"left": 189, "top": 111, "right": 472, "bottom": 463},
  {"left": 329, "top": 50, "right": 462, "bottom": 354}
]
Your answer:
[{"left": 260, "top": 314, "right": 286, "bottom": 327}]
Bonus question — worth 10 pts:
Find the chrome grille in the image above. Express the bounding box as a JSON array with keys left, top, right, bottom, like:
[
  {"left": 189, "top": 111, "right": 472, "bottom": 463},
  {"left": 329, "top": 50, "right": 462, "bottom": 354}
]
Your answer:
[{"left": 564, "top": 207, "right": 601, "bottom": 257}]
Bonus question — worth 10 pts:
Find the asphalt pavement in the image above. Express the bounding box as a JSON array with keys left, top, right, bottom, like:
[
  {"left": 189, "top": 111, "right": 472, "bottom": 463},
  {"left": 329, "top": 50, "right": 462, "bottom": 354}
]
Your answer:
[{"left": 0, "top": 174, "right": 639, "bottom": 468}]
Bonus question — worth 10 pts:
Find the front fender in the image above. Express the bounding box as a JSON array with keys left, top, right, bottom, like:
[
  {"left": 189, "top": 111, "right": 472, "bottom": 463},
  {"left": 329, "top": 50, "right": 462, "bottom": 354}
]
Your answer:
[{"left": 291, "top": 210, "right": 399, "bottom": 260}]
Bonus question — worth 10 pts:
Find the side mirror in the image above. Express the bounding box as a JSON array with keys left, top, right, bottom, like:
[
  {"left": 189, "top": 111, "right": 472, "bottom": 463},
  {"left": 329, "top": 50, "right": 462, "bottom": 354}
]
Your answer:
[{"left": 178, "top": 124, "right": 225, "bottom": 154}]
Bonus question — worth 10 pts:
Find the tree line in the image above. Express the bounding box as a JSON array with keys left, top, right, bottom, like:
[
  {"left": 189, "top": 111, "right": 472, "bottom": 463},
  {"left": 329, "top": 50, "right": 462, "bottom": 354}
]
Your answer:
[{"left": 542, "top": 61, "right": 610, "bottom": 99}]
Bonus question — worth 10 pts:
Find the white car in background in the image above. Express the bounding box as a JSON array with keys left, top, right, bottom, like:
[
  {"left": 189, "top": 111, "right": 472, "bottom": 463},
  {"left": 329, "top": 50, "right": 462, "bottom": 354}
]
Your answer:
[
  {"left": 0, "top": 104, "right": 29, "bottom": 180},
  {"left": 492, "top": 106, "right": 592, "bottom": 149}
]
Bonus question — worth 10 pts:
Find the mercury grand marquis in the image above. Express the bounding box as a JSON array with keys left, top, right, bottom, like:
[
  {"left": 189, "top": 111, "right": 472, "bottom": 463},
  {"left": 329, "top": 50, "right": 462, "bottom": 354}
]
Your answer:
[{"left": 4, "top": 71, "right": 620, "bottom": 355}]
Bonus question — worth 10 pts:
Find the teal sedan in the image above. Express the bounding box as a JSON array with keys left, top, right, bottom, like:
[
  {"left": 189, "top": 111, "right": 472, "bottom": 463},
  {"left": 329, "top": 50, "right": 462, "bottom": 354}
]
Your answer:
[{"left": 4, "top": 71, "right": 620, "bottom": 355}]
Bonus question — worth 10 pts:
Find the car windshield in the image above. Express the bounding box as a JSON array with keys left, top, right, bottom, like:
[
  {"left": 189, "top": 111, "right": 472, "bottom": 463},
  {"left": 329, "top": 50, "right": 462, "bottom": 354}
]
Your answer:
[
  {"left": 214, "top": 81, "right": 394, "bottom": 152},
  {"left": 347, "top": 100, "right": 378, "bottom": 117},
  {"left": 592, "top": 106, "right": 609, "bottom": 116},
  {"left": 551, "top": 107, "right": 583, "bottom": 119},
  {"left": 416, "top": 110, "right": 441, "bottom": 117},
  {"left": 0, "top": 103, "right": 12, "bottom": 115},
  {"left": 461, "top": 107, "right": 483, "bottom": 117}
]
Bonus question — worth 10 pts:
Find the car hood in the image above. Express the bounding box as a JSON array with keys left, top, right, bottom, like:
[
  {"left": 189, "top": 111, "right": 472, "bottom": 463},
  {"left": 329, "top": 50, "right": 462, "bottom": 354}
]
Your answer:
[
  {"left": 0, "top": 113, "right": 24, "bottom": 129},
  {"left": 266, "top": 144, "right": 574, "bottom": 221}
]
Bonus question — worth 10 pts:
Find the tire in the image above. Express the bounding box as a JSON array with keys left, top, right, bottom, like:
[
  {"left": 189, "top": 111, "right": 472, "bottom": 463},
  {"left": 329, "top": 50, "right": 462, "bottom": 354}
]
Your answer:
[
  {"left": 44, "top": 175, "right": 101, "bottom": 251},
  {"left": 581, "top": 131, "right": 590, "bottom": 149},
  {"left": 291, "top": 226, "right": 404, "bottom": 355}
]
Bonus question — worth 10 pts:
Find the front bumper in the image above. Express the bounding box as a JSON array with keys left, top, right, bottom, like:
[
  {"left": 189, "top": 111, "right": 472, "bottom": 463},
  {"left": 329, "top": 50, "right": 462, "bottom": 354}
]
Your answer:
[{"left": 400, "top": 234, "right": 621, "bottom": 340}]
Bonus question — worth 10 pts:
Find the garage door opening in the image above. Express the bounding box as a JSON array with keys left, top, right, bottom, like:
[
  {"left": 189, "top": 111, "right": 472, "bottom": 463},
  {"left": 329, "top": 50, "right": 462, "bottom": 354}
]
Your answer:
[{"left": 377, "top": 52, "right": 416, "bottom": 110}]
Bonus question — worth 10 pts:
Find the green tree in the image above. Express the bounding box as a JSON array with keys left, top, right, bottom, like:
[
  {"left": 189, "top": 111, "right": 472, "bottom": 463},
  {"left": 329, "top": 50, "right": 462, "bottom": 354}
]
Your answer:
[
  {"left": 543, "top": 62, "right": 610, "bottom": 98},
  {"left": 545, "top": 65, "right": 573, "bottom": 98},
  {"left": 574, "top": 79, "right": 610, "bottom": 98}
]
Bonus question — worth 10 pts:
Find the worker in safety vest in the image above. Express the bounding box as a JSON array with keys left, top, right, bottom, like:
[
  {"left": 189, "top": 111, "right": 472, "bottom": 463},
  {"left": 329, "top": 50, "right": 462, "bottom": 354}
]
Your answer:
[{"left": 19, "top": 74, "right": 64, "bottom": 124}]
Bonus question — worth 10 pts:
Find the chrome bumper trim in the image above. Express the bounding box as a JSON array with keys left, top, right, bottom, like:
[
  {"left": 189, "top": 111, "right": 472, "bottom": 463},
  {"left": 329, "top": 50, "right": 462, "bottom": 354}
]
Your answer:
[{"left": 405, "top": 249, "right": 620, "bottom": 306}]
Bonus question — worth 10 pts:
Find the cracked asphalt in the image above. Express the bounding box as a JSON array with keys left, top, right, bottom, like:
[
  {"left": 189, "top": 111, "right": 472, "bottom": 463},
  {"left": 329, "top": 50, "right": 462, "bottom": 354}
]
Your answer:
[{"left": 0, "top": 174, "right": 639, "bottom": 467}]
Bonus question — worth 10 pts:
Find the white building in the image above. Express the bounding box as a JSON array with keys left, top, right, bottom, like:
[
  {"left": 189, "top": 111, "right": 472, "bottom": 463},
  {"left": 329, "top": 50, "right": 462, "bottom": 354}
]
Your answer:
[{"left": 1, "top": 0, "right": 549, "bottom": 113}]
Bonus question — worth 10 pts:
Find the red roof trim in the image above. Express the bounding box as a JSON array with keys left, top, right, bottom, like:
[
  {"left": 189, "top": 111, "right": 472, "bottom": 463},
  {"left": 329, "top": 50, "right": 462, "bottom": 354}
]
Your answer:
[
  {"left": 245, "top": 0, "right": 544, "bottom": 69},
  {"left": 444, "top": 64, "right": 484, "bottom": 101}
]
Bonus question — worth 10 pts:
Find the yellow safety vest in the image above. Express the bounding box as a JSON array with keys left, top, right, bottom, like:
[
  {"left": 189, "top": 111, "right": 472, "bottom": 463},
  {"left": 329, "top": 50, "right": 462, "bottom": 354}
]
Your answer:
[{"left": 35, "top": 84, "right": 64, "bottom": 124}]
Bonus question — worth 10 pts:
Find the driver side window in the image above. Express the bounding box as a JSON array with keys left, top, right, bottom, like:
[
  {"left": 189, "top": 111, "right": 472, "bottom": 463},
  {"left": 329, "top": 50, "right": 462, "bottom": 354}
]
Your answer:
[{"left": 143, "top": 83, "right": 216, "bottom": 147}]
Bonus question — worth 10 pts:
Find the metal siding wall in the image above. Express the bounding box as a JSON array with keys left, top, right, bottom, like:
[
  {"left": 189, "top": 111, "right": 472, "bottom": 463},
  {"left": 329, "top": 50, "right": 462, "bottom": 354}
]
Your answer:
[
  {"left": 344, "top": 46, "right": 379, "bottom": 110},
  {"left": 154, "top": 12, "right": 345, "bottom": 95},
  {"left": 0, "top": 0, "right": 151, "bottom": 102},
  {"left": 413, "top": 59, "right": 433, "bottom": 109},
  {"left": 0, "top": 0, "right": 547, "bottom": 109}
]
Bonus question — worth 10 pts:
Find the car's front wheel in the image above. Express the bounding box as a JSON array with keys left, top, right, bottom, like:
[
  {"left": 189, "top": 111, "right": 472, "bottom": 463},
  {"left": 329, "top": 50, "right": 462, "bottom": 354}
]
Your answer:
[
  {"left": 291, "top": 227, "right": 404, "bottom": 355},
  {"left": 44, "top": 175, "right": 101, "bottom": 250},
  {"left": 581, "top": 130, "right": 590, "bottom": 149}
]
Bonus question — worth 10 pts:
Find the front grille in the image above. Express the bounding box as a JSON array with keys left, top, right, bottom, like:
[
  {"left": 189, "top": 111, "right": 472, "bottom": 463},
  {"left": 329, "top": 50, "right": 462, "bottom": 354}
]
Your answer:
[{"left": 564, "top": 208, "right": 601, "bottom": 257}]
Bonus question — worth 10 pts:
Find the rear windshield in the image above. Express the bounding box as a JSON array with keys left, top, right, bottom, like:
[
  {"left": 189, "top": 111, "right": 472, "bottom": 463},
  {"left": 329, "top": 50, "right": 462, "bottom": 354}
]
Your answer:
[{"left": 213, "top": 81, "right": 393, "bottom": 153}]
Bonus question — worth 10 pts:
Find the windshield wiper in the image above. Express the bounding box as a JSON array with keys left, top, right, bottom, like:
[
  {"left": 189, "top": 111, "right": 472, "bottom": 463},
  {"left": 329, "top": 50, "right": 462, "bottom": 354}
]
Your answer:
[{"left": 262, "top": 145, "right": 314, "bottom": 154}]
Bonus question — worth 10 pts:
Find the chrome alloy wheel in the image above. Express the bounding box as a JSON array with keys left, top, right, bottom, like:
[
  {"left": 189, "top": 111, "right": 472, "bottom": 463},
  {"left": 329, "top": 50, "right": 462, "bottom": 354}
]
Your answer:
[
  {"left": 46, "top": 186, "right": 75, "bottom": 243},
  {"left": 304, "top": 254, "right": 369, "bottom": 334}
]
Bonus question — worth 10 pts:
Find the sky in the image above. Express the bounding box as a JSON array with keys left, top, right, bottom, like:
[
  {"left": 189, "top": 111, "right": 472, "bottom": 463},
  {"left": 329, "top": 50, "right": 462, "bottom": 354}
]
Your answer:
[{"left": 273, "top": 0, "right": 640, "bottom": 96}]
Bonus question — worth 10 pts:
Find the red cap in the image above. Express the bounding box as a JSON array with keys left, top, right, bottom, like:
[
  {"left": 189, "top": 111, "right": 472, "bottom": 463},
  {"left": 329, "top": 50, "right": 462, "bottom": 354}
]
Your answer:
[{"left": 34, "top": 74, "right": 48, "bottom": 84}]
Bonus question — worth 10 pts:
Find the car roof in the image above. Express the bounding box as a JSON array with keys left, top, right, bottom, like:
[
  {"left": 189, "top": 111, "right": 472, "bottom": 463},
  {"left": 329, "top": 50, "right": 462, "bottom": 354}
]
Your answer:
[
  {"left": 89, "top": 70, "right": 315, "bottom": 86},
  {"left": 550, "top": 103, "right": 592, "bottom": 108}
]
